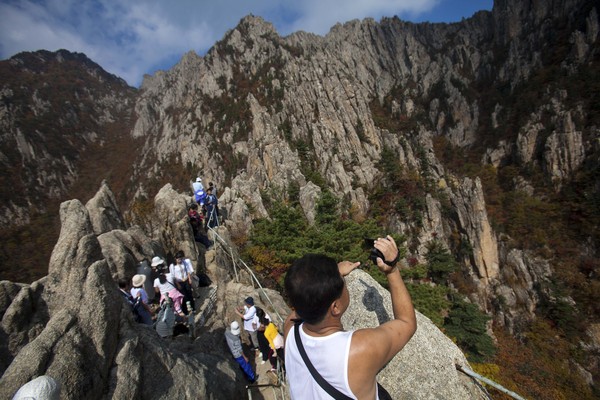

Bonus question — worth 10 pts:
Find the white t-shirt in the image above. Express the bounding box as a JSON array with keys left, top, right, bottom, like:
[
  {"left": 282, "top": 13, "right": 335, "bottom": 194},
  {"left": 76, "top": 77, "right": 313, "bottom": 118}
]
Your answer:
[
  {"left": 169, "top": 259, "right": 194, "bottom": 282},
  {"left": 153, "top": 273, "right": 177, "bottom": 295},
  {"left": 242, "top": 305, "right": 257, "bottom": 332}
]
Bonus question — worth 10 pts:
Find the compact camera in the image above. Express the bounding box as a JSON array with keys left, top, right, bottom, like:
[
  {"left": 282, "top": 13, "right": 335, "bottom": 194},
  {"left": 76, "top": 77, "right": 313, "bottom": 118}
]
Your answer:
[{"left": 363, "top": 238, "right": 385, "bottom": 265}]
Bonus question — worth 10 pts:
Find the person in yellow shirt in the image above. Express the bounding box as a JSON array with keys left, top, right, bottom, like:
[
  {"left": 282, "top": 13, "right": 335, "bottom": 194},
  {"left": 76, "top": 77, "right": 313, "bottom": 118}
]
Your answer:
[{"left": 261, "top": 314, "right": 285, "bottom": 373}]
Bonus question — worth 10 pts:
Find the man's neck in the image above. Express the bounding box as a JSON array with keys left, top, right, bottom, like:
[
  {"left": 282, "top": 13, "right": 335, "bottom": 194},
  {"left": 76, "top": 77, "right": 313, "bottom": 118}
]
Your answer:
[{"left": 302, "top": 318, "right": 344, "bottom": 337}]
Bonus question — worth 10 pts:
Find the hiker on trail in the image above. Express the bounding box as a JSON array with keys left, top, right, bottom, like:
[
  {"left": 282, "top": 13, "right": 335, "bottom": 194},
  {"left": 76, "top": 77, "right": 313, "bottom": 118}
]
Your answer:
[
  {"left": 262, "top": 314, "right": 285, "bottom": 374},
  {"left": 169, "top": 250, "right": 195, "bottom": 314},
  {"left": 152, "top": 257, "right": 185, "bottom": 316},
  {"left": 235, "top": 297, "right": 259, "bottom": 352},
  {"left": 188, "top": 203, "right": 213, "bottom": 249},
  {"left": 130, "top": 274, "right": 154, "bottom": 325},
  {"left": 136, "top": 259, "right": 155, "bottom": 302},
  {"left": 188, "top": 202, "right": 204, "bottom": 233},
  {"left": 192, "top": 177, "right": 206, "bottom": 205},
  {"left": 255, "top": 307, "right": 272, "bottom": 365},
  {"left": 155, "top": 295, "right": 177, "bottom": 338},
  {"left": 118, "top": 278, "right": 144, "bottom": 323},
  {"left": 225, "top": 321, "right": 257, "bottom": 383},
  {"left": 151, "top": 256, "right": 165, "bottom": 273},
  {"left": 205, "top": 187, "right": 219, "bottom": 228},
  {"left": 283, "top": 235, "right": 416, "bottom": 400}
]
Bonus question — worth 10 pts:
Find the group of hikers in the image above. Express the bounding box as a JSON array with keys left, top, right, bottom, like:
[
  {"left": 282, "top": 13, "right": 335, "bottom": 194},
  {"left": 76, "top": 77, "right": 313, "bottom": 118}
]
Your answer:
[
  {"left": 118, "top": 250, "right": 210, "bottom": 337},
  {"left": 226, "top": 296, "right": 286, "bottom": 384},
  {"left": 116, "top": 173, "right": 418, "bottom": 399},
  {"left": 117, "top": 176, "right": 219, "bottom": 336}
]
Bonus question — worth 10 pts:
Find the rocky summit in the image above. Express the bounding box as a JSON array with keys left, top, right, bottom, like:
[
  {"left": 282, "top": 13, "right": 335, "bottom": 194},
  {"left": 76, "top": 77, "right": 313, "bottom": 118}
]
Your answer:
[{"left": 1, "top": 183, "right": 487, "bottom": 399}]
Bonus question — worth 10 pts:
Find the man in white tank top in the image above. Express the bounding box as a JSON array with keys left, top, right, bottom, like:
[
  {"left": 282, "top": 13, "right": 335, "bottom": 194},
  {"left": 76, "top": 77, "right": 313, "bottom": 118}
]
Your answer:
[{"left": 284, "top": 236, "right": 417, "bottom": 399}]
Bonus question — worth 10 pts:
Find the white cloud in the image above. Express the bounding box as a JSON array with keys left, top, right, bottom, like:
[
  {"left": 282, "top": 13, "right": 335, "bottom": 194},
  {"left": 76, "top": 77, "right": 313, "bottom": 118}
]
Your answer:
[{"left": 281, "top": 0, "right": 439, "bottom": 35}]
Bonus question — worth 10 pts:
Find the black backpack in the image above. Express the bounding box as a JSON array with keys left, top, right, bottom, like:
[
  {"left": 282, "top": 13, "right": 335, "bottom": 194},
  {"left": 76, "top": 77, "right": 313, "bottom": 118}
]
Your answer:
[{"left": 121, "top": 290, "right": 143, "bottom": 323}]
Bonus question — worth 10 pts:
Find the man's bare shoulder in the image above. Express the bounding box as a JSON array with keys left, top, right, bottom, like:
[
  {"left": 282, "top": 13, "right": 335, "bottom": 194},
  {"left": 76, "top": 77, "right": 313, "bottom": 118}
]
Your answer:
[{"left": 350, "top": 320, "right": 414, "bottom": 365}]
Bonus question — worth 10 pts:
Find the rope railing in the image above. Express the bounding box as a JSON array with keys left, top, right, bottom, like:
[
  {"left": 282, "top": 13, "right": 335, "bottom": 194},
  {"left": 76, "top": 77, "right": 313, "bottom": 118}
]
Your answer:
[
  {"left": 456, "top": 364, "right": 527, "bottom": 400},
  {"left": 206, "top": 226, "right": 286, "bottom": 326}
]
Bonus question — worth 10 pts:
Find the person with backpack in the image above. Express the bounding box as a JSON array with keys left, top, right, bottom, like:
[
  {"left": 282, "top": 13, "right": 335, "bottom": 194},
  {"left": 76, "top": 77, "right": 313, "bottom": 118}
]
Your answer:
[
  {"left": 155, "top": 295, "right": 176, "bottom": 338},
  {"left": 188, "top": 203, "right": 212, "bottom": 249},
  {"left": 169, "top": 250, "right": 195, "bottom": 314},
  {"left": 205, "top": 187, "right": 219, "bottom": 228},
  {"left": 118, "top": 278, "right": 144, "bottom": 323},
  {"left": 192, "top": 177, "right": 206, "bottom": 205},
  {"left": 254, "top": 307, "right": 272, "bottom": 365},
  {"left": 130, "top": 274, "right": 154, "bottom": 325},
  {"left": 152, "top": 257, "right": 185, "bottom": 316}
]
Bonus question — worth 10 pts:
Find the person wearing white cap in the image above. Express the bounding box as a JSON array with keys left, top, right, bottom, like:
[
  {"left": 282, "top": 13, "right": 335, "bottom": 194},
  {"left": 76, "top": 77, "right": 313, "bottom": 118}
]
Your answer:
[
  {"left": 130, "top": 274, "right": 154, "bottom": 325},
  {"left": 192, "top": 177, "right": 205, "bottom": 205},
  {"left": 151, "top": 256, "right": 165, "bottom": 269},
  {"left": 225, "top": 321, "right": 257, "bottom": 383}
]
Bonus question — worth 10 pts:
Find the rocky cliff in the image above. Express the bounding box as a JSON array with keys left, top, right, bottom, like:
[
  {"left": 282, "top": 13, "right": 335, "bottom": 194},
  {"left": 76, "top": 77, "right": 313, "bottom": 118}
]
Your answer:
[{"left": 0, "top": 183, "right": 488, "bottom": 399}]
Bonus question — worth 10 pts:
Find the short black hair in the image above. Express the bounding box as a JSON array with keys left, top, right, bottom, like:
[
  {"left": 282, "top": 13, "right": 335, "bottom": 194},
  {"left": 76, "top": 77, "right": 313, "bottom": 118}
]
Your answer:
[
  {"left": 118, "top": 278, "right": 129, "bottom": 289},
  {"left": 284, "top": 254, "right": 344, "bottom": 324}
]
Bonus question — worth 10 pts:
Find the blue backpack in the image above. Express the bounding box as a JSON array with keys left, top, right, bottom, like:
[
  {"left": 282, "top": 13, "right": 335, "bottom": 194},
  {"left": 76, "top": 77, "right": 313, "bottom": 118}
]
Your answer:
[{"left": 195, "top": 189, "right": 206, "bottom": 205}]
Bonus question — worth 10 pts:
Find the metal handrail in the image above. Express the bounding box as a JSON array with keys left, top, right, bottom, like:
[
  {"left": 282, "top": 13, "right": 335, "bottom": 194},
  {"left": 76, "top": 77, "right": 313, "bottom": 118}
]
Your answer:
[
  {"left": 206, "top": 226, "right": 285, "bottom": 325},
  {"left": 456, "top": 364, "right": 526, "bottom": 400}
]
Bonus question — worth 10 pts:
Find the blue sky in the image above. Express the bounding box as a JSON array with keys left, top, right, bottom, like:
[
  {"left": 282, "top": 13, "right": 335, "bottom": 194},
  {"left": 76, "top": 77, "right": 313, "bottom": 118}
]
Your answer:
[{"left": 0, "top": 0, "right": 493, "bottom": 87}]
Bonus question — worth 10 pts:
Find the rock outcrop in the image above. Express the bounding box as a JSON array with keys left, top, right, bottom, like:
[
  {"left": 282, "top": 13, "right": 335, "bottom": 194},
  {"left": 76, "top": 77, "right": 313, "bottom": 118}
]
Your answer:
[
  {"left": 450, "top": 177, "right": 500, "bottom": 285},
  {"left": 86, "top": 180, "right": 127, "bottom": 235}
]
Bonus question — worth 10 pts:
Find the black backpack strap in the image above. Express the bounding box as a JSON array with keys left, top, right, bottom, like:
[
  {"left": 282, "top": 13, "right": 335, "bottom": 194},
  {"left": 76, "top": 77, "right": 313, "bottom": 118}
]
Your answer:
[{"left": 293, "top": 323, "right": 353, "bottom": 400}]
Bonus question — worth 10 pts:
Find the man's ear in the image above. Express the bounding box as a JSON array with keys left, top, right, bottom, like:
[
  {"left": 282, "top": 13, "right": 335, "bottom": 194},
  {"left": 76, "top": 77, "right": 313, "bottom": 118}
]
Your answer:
[{"left": 330, "top": 299, "right": 343, "bottom": 317}]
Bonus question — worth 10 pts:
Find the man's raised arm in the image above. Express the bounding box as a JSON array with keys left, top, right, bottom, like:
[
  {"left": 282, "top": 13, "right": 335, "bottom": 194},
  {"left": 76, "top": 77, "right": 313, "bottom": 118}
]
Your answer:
[{"left": 353, "top": 235, "right": 416, "bottom": 370}]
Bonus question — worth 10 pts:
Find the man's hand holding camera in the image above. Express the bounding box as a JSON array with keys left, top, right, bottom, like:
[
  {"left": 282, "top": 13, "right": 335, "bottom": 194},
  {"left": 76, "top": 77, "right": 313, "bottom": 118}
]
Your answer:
[{"left": 373, "top": 235, "right": 400, "bottom": 275}]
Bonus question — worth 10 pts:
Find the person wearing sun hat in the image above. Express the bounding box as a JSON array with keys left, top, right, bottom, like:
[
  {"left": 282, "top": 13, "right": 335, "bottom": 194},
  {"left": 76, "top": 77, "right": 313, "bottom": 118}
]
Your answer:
[
  {"left": 151, "top": 256, "right": 165, "bottom": 269},
  {"left": 130, "top": 274, "right": 154, "bottom": 325},
  {"left": 225, "top": 321, "right": 257, "bottom": 383}
]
